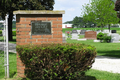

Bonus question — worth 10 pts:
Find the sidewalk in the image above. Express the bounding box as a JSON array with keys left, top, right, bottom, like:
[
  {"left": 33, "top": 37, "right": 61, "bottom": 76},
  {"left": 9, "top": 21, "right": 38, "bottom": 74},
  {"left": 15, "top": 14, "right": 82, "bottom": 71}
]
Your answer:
[{"left": 92, "top": 56, "right": 120, "bottom": 74}]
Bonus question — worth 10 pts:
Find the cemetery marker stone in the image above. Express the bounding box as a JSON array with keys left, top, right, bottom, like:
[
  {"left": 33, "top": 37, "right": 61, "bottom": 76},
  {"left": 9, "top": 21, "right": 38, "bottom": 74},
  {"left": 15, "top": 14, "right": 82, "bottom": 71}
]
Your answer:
[
  {"left": 111, "top": 30, "right": 116, "bottom": 33},
  {"left": 85, "top": 31, "right": 97, "bottom": 39},
  {"left": 72, "top": 30, "right": 78, "bottom": 34},
  {"left": 80, "top": 30, "right": 86, "bottom": 35}
]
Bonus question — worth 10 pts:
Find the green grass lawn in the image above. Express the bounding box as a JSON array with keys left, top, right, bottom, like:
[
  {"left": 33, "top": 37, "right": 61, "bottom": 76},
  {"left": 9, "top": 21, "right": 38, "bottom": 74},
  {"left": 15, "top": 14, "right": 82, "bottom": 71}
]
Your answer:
[
  {"left": 0, "top": 51, "right": 16, "bottom": 79},
  {"left": 66, "top": 34, "right": 120, "bottom": 58},
  {"left": 0, "top": 51, "right": 120, "bottom": 80},
  {"left": 0, "top": 36, "right": 16, "bottom": 44},
  {"left": 0, "top": 28, "right": 120, "bottom": 79}
]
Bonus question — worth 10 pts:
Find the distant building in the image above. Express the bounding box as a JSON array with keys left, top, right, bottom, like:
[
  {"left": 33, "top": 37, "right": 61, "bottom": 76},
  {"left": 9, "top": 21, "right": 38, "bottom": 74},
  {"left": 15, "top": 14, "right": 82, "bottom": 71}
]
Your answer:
[{"left": 62, "top": 24, "right": 72, "bottom": 28}]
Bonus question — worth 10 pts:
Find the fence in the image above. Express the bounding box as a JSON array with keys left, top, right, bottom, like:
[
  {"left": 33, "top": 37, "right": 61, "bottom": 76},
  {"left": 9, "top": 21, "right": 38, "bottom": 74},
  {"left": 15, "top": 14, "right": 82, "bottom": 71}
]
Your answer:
[{"left": 0, "top": 15, "right": 9, "bottom": 78}]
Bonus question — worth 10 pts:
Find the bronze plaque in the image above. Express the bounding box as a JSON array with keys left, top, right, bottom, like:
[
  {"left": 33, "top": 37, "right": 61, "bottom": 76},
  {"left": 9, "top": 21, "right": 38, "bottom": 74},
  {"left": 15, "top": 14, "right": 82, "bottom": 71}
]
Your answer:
[{"left": 31, "top": 21, "right": 51, "bottom": 35}]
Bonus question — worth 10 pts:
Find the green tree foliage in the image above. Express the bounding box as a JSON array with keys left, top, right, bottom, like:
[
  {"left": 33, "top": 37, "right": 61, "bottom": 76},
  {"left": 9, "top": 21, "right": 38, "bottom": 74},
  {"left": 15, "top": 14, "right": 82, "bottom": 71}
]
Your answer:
[
  {"left": 72, "top": 16, "right": 96, "bottom": 28},
  {"left": 63, "top": 21, "right": 73, "bottom": 24},
  {"left": 72, "top": 16, "right": 81, "bottom": 28},
  {"left": 114, "top": 0, "right": 120, "bottom": 20},
  {"left": 0, "top": 0, "right": 54, "bottom": 41},
  {"left": 82, "top": 0, "right": 119, "bottom": 31}
]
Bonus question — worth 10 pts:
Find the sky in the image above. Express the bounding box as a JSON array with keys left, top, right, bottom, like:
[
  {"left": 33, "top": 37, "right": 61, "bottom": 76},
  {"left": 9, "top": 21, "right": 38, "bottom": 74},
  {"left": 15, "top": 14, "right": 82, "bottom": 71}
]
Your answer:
[{"left": 54, "top": 0, "right": 90, "bottom": 23}]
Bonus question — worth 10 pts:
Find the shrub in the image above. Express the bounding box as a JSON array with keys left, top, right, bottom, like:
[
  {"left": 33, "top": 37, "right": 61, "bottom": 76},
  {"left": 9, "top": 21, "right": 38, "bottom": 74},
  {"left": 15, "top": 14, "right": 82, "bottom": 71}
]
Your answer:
[
  {"left": 97, "top": 32, "right": 111, "bottom": 43},
  {"left": 0, "top": 30, "right": 2, "bottom": 35},
  {"left": 17, "top": 43, "right": 97, "bottom": 80},
  {"left": 97, "top": 32, "right": 104, "bottom": 40},
  {"left": 12, "top": 31, "right": 16, "bottom": 36},
  {"left": 103, "top": 33, "right": 111, "bottom": 43}
]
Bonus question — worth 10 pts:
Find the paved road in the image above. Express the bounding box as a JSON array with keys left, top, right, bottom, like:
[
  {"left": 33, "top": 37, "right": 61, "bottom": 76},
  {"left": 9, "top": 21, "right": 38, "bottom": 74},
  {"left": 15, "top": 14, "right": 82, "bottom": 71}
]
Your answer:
[
  {"left": 0, "top": 42, "right": 16, "bottom": 53},
  {"left": 92, "top": 56, "right": 120, "bottom": 74},
  {"left": 0, "top": 42, "right": 120, "bottom": 74}
]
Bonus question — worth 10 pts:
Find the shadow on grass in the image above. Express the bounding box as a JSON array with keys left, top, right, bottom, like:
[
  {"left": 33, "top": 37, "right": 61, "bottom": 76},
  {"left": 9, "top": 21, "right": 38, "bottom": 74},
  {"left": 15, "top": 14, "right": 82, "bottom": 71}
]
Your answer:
[
  {"left": 9, "top": 52, "right": 16, "bottom": 54},
  {"left": 9, "top": 39, "right": 16, "bottom": 43},
  {"left": 76, "top": 75, "right": 96, "bottom": 80},
  {"left": 0, "top": 72, "right": 5, "bottom": 79},
  {"left": 97, "top": 50, "right": 120, "bottom": 58},
  {"left": 20, "top": 76, "right": 96, "bottom": 80},
  {"left": 10, "top": 72, "right": 16, "bottom": 78}
]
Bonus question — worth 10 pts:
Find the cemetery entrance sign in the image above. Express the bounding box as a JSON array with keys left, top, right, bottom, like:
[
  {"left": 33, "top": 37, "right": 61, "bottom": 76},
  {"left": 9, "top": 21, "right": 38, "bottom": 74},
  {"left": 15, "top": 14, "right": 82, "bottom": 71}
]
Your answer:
[
  {"left": 31, "top": 21, "right": 51, "bottom": 35},
  {"left": 14, "top": 10, "right": 65, "bottom": 78}
]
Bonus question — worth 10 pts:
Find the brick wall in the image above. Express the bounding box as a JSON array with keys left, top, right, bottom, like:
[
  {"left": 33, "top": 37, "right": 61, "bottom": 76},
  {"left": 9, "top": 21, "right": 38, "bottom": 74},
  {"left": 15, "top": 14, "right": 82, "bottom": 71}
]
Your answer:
[{"left": 15, "top": 11, "right": 64, "bottom": 78}]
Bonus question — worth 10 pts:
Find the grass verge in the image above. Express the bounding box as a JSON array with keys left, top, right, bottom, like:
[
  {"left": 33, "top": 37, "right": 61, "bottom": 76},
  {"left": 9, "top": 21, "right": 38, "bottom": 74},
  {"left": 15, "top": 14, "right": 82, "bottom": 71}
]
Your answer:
[{"left": 0, "top": 51, "right": 17, "bottom": 79}]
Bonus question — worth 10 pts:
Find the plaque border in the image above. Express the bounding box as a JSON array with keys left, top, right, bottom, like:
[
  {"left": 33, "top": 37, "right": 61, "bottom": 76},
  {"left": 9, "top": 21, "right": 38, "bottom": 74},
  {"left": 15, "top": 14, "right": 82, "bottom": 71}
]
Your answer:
[{"left": 31, "top": 21, "right": 52, "bottom": 35}]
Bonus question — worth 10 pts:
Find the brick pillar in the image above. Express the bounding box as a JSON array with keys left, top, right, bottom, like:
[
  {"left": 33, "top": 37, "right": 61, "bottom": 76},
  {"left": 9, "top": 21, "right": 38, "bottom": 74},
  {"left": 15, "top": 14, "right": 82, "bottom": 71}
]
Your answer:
[{"left": 14, "top": 10, "right": 65, "bottom": 78}]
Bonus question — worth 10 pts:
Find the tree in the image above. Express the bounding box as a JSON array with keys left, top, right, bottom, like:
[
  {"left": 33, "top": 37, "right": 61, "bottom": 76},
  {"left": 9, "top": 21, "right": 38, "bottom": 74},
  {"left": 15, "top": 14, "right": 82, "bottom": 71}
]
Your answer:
[
  {"left": 63, "top": 21, "right": 73, "bottom": 24},
  {"left": 114, "top": 0, "right": 120, "bottom": 21},
  {"left": 72, "top": 16, "right": 96, "bottom": 28},
  {"left": 0, "top": 0, "right": 55, "bottom": 41},
  {"left": 82, "top": 0, "right": 119, "bottom": 31},
  {"left": 72, "top": 16, "right": 81, "bottom": 28}
]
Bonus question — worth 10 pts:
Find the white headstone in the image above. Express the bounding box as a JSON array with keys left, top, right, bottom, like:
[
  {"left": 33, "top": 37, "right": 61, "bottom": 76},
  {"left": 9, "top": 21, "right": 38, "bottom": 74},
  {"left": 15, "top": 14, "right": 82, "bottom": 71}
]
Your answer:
[
  {"left": 77, "top": 30, "right": 81, "bottom": 33},
  {"left": 62, "top": 33, "right": 66, "bottom": 37},
  {"left": 71, "top": 33, "right": 79, "bottom": 40},
  {"left": 103, "top": 30, "right": 111, "bottom": 33},
  {"left": 111, "top": 33, "right": 120, "bottom": 42},
  {"left": 96, "top": 30, "right": 101, "bottom": 34}
]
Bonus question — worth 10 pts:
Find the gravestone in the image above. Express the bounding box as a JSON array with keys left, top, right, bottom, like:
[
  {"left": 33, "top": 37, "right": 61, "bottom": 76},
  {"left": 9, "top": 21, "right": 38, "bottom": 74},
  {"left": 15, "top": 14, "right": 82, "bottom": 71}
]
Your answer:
[
  {"left": 62, "top": 33, "right": 67, "bottom": 43},
  {"left": 80, "top": 30, "right": 86, "bottom": 35},
  {"left": 77, "top": 30, "right": 81, "bottom": 35},
  {"left": 86, "top": 30, "right": 92, "bottom": 31},
  {"left": 62, "top": 33, "right": 66, "bottom": 37},
  {"left": 62, "top": 37, "right": 67, "bottom": 43},
  {"left": 111, "top": 33, "right": 120, "bottom": 42},
  {"left": 71, "top": 34, "right": 79, "bottom": 40},
  {"left": 14, "top": 10, "right": 65, "bottom": 78},
  {"left": 96, "top": 30, "right": 101, "bottom": 34},
  {"left": 85, "top": 31, "right": 97, "bottom": 39},
  {"left": 103, "top": 30, "right": 111, "bottom": 33},
  {"left": 72, "top": 30, "right": 78, "bottom": 34},
  {"left": 77, "top": 30, "right": 81, "bottom": 33},
  {"left": 111, "top": 30, "right": 116, "bottom": 33}
]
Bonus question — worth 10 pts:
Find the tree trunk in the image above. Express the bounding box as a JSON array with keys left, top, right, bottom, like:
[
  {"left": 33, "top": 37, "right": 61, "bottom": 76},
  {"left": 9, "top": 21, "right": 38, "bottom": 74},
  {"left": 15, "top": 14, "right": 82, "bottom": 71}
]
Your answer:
[
  {"left": 108, "top": 24, "right": 110, "bottom": 32},
  {"left": 101, "top": 24, "right": 103, "bottom": 32},
  {"left": 8, "top": 12, "right": 13, "bottom": 41}
]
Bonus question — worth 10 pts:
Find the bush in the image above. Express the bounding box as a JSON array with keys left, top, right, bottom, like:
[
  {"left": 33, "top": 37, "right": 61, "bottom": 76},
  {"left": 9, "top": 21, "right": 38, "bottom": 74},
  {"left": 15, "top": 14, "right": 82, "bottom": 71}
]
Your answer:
[
  {"left": 97, "top": 32, "right": 104, "bottom": 40},
  {"left": 97, "top": 32, "right": 111, "bottom": 43},
  {"left": 17, "top": 43, "right": 97, "bottom": 80},
  {"left": 103, "top": 33, "right": 111, "bottom": 43},
  {"left": 0, "top": 30, "right": 2, "bottom": 35},
  {"left": 12, "top": 31, "right": 16, "bottom": 36}
]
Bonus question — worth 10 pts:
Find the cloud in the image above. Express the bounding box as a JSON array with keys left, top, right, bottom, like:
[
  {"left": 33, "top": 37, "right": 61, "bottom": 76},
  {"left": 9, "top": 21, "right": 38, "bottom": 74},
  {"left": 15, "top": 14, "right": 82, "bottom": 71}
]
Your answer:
[
  {"left": 67, "top": 8, "right": 75, "bottom": 11},
  {"left": 54, "top": 0, "right": 90, "bottom": 22}
]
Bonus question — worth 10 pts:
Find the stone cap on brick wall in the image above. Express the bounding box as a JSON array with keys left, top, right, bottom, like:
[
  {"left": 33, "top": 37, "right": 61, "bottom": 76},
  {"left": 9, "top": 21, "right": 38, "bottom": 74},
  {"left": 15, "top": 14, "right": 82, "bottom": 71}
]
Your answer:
[{"left": 13, "top": 10, "right": 65, "bottom": 14}]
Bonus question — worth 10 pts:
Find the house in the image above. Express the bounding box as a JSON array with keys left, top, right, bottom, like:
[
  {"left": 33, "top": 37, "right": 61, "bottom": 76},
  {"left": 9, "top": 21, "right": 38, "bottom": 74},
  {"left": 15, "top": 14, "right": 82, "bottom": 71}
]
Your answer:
[{"left": 62, "top": 24, "right": 72, "bottom": 28}]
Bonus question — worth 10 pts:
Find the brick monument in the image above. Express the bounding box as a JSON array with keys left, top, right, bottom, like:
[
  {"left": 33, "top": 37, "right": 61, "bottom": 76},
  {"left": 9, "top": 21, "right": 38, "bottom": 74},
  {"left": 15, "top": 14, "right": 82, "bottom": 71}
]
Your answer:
[{"left": 13, "top": 10, "right": 65, "bottom": 78}]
